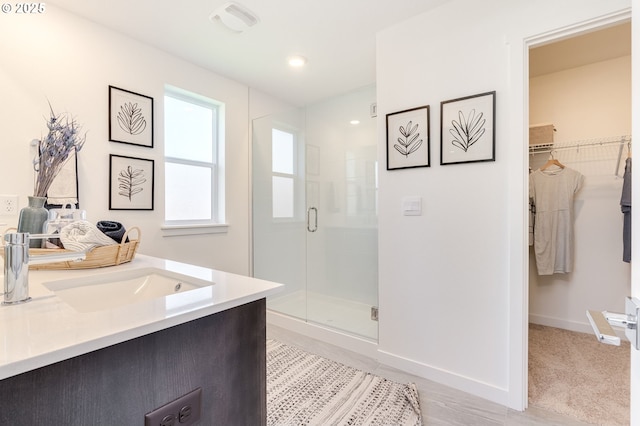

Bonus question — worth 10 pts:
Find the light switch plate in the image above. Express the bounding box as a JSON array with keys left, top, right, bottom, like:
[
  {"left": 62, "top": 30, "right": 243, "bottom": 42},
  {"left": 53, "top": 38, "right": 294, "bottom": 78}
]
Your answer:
[{"left": 402, "top": 197, "right": 422, "bottom": 216}]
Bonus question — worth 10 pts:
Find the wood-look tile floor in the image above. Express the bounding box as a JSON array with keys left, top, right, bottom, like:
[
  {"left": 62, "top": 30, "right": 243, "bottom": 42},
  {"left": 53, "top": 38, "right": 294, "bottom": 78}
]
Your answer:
[{"left": 267, "top": 325, "right": 591, "bottom": 425}]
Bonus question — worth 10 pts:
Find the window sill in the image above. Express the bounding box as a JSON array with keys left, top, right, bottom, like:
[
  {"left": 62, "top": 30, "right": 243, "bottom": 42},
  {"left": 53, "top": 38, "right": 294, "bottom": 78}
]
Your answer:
[{"left": 161, "top": 223, "right": 229, "bottom": 237}]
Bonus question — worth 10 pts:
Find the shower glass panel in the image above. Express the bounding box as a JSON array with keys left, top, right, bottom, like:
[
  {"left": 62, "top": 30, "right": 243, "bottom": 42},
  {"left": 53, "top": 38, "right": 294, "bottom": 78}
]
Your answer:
[{"left": 252, "top": 86, "right": 378, "bottom": 340}]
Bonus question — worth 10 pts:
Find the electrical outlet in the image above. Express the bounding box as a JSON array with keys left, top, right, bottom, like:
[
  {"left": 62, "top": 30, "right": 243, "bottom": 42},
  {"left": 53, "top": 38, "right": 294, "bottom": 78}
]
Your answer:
[
  {"left": 0, "top": 195, "right": 19, "bottom": 215},
  {"left": 145, "top": 388, "right": 202, "bottom": 426}
]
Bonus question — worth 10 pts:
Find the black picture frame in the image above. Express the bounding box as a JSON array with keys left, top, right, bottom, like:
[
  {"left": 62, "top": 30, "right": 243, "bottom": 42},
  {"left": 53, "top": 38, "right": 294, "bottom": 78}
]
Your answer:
[
  {"left": 109, "top": 154, "right": 154, "bottom": 210},
  {"left": 440, "top": 91, "right": 496, "bottom": 165},
  {"left": 386, "top": 105, "right": 430, "bottom": 170},
  {"left": 109, "top": 86, "right": 154, "bottom": 148}
]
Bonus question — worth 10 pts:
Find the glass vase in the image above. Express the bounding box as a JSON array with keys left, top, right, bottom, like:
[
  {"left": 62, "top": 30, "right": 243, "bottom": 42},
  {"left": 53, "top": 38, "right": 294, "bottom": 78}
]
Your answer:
[{"left": 17, "top": 196, "right": 48, "bottom": 248}]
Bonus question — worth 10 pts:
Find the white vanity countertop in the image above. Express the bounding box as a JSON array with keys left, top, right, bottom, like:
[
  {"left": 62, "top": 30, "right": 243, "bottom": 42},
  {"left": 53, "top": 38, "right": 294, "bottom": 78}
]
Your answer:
[{"left": 0, "top": 254, "right": 283, "bottom": 380}]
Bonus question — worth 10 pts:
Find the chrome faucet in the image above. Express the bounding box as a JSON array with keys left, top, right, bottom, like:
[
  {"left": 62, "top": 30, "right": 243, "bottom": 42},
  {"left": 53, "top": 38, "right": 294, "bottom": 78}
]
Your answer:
[{"left": 3, "top": 232, "right": 86, "bottom": 305}]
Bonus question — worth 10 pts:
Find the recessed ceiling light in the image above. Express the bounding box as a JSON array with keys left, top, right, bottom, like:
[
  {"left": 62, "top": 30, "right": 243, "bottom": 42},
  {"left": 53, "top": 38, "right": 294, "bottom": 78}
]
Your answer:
[
  {"left": 288, "top": 55, "right": 307, "bottom": 67},
  {"left": 350, "top": 120, "right": 360, "bottom": 125}
]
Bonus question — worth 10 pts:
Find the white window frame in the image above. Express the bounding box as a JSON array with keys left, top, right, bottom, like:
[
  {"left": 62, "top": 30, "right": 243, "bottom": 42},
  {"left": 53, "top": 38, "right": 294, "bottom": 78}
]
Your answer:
[
  {"left": 162, "top": 86, "right": 227, "bottom": 236},
  {"left": 271, "top": 126, "right": 303, "bottom": 223}
]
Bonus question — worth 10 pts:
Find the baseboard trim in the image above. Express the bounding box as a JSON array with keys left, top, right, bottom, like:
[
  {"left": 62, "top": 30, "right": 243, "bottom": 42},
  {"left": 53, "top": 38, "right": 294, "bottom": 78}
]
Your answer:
[
  {"left": 529, "top": 313, "right": 592, "bottom": 333},
  {"left": 266, "top": 310, "right": 379, "bottom": 358},
  {"left": 529, "top": 313, "right": 624, "bottom": 338},
  {"left": 268, "top": 309, "right": 510, "bottom": 407},
  {"left": 376, "top": 349, "right": 510, "bottom": 407},
  {"left": 528, "top": 313, "right": 626, "bottom": 338}
]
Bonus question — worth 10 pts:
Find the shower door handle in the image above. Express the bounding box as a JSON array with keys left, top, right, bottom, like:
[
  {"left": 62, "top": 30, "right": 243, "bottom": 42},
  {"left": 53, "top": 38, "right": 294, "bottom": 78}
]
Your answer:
[{"left": 307, "top": 207, "right": 317, "bottom": 232}]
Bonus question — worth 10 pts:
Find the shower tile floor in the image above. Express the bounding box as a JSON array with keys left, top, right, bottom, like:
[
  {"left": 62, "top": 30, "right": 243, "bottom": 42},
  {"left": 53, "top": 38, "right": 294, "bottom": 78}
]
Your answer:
[{"left": 267, "top": 290, "right": 378, "bottom": 340}]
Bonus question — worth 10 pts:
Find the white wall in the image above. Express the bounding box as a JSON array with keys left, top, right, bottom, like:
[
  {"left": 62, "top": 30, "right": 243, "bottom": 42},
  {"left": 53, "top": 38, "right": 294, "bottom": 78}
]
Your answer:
[
  {"left": 376, "top": 0, "right": 630, "bottom": 408},
  {"left": 0, "top": 6, "right": 291, "bottom": 275},
  {"left": 529, "top": 56, "right": 631, "bottom": 333},
  {"left": 530, "top": 56, "right": 631, "bottom": 142},
  {"left": 630, "top": 5, "right": 640, "bottom": 424}
]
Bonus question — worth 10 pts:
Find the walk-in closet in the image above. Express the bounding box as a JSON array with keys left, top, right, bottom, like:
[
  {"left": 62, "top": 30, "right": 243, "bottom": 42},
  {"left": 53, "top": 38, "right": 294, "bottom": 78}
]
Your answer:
[{"left": 527, "top": 22, "right": 631, "bottom": 425}]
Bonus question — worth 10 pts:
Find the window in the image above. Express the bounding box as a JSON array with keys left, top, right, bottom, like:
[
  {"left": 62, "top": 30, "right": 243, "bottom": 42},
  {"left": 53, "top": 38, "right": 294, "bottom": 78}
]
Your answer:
[
  {"left": 163, "top": 86, "right": 225, "bottom": 234},
  {"left": 272, "top": 128, "right": 295, "bottom": 219}
]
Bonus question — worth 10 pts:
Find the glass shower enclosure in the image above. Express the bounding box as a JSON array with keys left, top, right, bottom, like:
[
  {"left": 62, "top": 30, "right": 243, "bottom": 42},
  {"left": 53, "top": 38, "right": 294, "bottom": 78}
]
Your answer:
[{"left": 252, "top": 86, "right": 378, "bottom": 340}]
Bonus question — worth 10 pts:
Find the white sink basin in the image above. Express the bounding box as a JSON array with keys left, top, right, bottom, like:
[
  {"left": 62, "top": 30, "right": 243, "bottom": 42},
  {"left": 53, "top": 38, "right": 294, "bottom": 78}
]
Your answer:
[{"left": 42, "top": 267, "right": 214, "bottom": 313}]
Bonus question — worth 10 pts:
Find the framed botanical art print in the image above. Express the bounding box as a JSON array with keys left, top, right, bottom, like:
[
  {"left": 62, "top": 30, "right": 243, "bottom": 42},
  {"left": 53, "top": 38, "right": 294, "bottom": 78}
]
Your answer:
[
  {"left": 109, "top": 86, "right": 154, "bottom": 148},
  {"left": 440, "top": 91, "right": 495, "bottom": 165},
  {"left": 386, "top": 105, "right": 430, "bottom": 170},
  {"left": 109, "top": 154, "right": 154, "bottom": 210}
]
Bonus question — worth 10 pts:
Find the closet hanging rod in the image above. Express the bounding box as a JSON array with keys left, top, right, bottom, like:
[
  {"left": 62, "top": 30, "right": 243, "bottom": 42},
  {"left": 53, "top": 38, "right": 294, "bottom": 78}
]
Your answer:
[{"left": 529, "top": 135, "right": 631, "bottom": 154}]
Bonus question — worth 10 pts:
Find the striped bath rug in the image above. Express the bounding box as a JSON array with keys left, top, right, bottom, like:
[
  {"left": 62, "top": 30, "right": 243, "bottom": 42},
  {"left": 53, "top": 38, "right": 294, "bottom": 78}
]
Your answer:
[{"left": 267, "top": 339, "right": 422, "bottom": 426}]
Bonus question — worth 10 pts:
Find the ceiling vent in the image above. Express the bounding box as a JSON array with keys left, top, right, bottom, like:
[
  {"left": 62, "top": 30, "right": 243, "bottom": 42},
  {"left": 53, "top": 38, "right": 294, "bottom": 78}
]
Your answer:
[{"left": 210, "top": 2, "right": 260, "bottom": 33}]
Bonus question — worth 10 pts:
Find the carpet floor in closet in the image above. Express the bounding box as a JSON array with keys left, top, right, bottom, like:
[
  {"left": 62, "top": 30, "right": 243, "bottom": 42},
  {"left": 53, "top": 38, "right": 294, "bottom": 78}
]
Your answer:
[{"left": 528, "top": 323, "right": 629, "bottom": 426}]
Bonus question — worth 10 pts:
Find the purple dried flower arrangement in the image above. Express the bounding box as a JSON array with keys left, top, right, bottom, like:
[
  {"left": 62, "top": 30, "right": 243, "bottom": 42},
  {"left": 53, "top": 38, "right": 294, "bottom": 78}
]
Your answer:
[{"left": 33, "top": 103, "right": 86, "bottom": 197}]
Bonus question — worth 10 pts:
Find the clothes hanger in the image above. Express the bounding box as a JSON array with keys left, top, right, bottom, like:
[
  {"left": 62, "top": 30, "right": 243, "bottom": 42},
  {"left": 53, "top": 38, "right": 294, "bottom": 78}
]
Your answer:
[{"left": 540, "top": 151, "right": 565, "bottom": 171}]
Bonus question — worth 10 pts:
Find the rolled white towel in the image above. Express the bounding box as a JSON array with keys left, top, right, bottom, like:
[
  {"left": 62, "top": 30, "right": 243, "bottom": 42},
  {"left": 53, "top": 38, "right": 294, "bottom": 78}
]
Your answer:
[{"left": 59, "top": 220, "right": 118, "bottom": 252}]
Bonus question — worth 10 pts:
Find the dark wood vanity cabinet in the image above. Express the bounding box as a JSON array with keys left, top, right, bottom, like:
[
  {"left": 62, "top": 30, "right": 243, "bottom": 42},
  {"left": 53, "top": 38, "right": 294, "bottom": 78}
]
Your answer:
[{"left": 0, "top": 299, "right": 266, "bottom": 425}]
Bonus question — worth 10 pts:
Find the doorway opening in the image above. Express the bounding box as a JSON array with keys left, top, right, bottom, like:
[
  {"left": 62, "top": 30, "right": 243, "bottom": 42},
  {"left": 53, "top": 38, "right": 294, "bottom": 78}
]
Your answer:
[{"left": 526, "top": 21, "right": 631, "bottom": 424}]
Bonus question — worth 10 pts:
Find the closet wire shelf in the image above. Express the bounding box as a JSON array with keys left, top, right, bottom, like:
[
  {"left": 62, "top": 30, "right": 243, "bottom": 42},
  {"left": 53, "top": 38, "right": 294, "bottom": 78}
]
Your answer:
[{"left": 529, "top": 135, "right": 631, "bottom": 178}]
